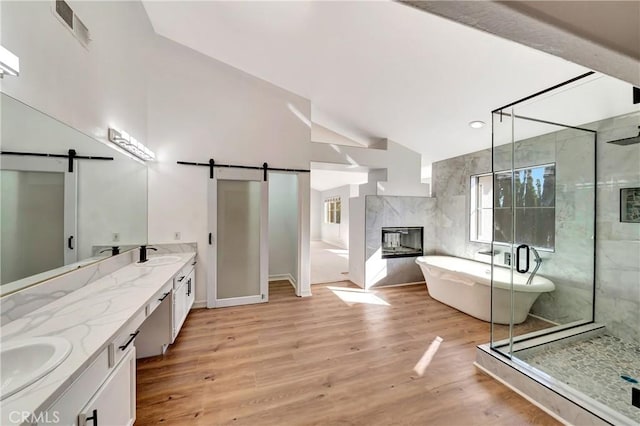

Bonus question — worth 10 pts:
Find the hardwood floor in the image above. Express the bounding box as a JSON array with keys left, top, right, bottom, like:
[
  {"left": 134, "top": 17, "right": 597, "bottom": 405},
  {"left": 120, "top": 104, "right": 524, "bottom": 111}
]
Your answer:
[{"left": 136, "top": 281, "right": 558, "bottom": 425}]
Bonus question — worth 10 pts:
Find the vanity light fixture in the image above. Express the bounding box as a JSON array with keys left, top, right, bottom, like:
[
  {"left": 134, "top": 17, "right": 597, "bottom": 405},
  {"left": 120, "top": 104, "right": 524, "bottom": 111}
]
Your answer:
[
  {"left": 108, "top": 128, "right": 155, "bottom": 161},
  {"left": 0, "top": 45, "right": 20, "bottom": 77},
  {"left": 469, "top": 120, "right": 486, "bottom": 129}
]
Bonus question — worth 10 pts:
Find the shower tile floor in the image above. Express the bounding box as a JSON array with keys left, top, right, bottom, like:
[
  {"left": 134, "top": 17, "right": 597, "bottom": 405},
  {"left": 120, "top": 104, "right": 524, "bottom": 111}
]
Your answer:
[{"left": 517, "top": 334, "right": 640, "bottom": 421}]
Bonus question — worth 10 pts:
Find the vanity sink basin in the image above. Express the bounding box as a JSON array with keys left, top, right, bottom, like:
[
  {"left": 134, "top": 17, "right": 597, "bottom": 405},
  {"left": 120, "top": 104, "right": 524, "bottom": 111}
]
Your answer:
[
  {"left": 1, "top": 336, "right": 72, "bottom": 400},
  {"left": 136, "top": 255, "right": 181, "bottom": 267}
]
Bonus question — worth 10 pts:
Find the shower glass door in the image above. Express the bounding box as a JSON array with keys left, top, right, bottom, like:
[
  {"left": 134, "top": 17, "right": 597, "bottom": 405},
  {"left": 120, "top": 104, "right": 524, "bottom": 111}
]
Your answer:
[
  {"left": 207, "top": 167, "right": 268, "bottom": 308},
  {"left": 490, "top": 107, "right": 516, "bottom": 354},
  {"left": 490, "top": 92, "right": 597, "bottom": 357}
]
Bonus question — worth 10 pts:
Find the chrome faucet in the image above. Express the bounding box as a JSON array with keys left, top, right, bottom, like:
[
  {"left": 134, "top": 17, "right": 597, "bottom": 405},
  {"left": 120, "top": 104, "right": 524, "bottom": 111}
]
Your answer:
[{"left": 525, "top": 247, "right": 542, "bottom": 285}]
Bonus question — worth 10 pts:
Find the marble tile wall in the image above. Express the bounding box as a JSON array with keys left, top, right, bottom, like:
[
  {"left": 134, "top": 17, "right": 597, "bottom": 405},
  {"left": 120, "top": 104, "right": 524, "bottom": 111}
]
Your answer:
[
  {"left": 431, "top": 111, "right": 639, "bottom": 344},
  {"left": 592, "top": 112, "right": 640, "bottom": 345},
  {"left": 364, "top": 196, "right": 436, "bottom": 288}
]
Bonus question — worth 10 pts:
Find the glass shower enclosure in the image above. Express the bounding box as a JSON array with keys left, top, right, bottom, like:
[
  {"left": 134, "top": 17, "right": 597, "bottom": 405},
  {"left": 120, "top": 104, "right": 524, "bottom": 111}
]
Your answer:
[{"left": 488, "top": 72, "right": 640, "bottom": 424}]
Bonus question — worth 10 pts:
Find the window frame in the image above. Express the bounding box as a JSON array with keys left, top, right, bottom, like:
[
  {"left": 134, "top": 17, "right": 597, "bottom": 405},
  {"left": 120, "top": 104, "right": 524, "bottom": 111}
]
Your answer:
[
  {"left": 323, "top": 197, "right": 341, "bottom": 224},
  {"left": 470, "top": 172, "right": 494, "bottom": 244},
  {"left": 470, "top": 163, "right": 556, "bottom": 252}
]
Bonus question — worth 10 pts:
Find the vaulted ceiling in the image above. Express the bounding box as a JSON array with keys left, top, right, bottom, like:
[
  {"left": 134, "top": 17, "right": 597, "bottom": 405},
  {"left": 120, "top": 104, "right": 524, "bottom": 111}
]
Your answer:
[{"left": 142, "top": 1, "right": 591, "bottom": 167}]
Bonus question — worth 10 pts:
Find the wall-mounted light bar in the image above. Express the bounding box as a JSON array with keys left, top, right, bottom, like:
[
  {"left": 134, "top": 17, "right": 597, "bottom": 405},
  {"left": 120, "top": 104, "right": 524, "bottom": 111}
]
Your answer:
[
  {"left": 0, "top": 45, "right": 20, "bottom": 77},
  {"left": 108, "top": 128, "right": 155, "bottom": 161}
]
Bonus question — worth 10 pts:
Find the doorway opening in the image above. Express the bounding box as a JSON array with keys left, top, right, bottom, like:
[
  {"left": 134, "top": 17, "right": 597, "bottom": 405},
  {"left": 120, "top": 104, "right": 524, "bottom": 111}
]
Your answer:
[
  {"left": 310, "top": 165, "right": 367, "bottom": 285},
  {"left": 268, "top": 172, "right": 299, "bottom": 299}
]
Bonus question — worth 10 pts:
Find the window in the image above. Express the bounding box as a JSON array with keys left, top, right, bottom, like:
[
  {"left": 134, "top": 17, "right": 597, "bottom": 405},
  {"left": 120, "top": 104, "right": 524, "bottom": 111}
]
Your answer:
[
  {"left": 471, "top": 164, "right": 556, "bottom": 250},
  {"left": 470, "top": 174, "right": 494, "bottom": 243},
  {"left": 324, "top": 197, "right": 341, "bottom": 224}
]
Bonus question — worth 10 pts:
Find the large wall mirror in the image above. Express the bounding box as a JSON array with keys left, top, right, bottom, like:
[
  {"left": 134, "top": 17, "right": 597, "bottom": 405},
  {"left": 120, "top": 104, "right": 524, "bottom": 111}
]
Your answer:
[{"left": 0, "top": 93, "right": 147, "bottom": 295}]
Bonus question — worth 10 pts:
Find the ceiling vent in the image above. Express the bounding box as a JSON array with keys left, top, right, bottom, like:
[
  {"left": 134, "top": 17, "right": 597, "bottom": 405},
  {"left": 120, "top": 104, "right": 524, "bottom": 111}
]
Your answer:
[{"left": 54, "top": 0, "right": 91, "bottom": 47}]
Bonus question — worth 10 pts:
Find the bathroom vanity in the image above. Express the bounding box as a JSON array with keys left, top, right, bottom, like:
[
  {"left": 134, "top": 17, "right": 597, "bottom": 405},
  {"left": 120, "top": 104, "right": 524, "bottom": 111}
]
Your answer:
[{"left": 0, "top": 251, "right": 196, "bottom": 426}]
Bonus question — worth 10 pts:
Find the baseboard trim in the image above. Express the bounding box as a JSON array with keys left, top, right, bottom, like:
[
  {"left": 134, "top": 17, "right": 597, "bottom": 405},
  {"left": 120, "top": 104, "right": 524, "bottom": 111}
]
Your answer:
[
  {"left": 192, "top": 300, "right": 207, "bottom": 309},
  {"left": 269, "top": 274, "right": 297, "bottom": 289},
  {"left": 371, "top": 281, "right": 425, "bottom": 289},
  {"left": 527, "top": 313, "right": 561, "bottom": 326}
]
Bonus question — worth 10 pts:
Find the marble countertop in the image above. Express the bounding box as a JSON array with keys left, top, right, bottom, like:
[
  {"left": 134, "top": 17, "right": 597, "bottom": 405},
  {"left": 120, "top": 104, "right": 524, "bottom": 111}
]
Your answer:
[{"left": 0, "top": 252, "right": 196, "bottom": 425}]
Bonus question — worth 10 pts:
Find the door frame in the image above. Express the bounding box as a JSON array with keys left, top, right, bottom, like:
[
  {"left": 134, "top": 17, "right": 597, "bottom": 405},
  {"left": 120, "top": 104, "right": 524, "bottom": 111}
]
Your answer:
[
  {"left": 0, "top": 156, "right": 78, "bottom": 265},
  {"left": 207, "top": 167, "right": 269, "bottom": 308}
]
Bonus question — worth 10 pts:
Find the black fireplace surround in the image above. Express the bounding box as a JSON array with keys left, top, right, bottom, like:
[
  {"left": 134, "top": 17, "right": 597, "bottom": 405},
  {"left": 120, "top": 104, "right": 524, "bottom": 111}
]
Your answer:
[{"left": 381, "top": 227, "right": 424, "bottom": 259}]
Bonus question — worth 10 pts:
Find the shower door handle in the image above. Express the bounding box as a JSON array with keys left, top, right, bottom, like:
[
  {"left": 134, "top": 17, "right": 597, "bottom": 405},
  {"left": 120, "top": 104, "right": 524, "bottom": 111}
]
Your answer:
[{"left": 515, "top": 244, "right": 530, "bottom": 273}]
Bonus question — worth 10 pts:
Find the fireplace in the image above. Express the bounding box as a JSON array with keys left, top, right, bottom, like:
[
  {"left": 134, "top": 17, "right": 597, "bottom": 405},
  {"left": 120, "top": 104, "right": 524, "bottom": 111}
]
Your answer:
[{"left": 381, "top": 227, "right": 424, "bottom": 259}]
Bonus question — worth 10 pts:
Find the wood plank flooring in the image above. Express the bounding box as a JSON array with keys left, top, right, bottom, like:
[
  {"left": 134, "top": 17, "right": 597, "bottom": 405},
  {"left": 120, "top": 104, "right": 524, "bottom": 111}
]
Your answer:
[{"left": 136, "top": 281, "right": 559, "bottom": 425}]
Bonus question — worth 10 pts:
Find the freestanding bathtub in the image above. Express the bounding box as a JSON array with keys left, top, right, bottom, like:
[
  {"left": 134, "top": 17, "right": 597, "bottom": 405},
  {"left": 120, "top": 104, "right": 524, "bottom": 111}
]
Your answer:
[{"left": 415, "top": 255, "right": 555, "bottom": 324}]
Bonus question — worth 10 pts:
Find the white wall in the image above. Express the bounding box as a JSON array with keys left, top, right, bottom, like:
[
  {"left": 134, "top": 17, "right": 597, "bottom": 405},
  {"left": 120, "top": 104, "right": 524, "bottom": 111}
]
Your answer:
[
  {"left": 348, "top": 196, "right": 366, "bottom": 288},
  {"left": 310, "top": 188, "right": 322, "bottom": 240},
  {"left": 311, "top": 139, "right": 429, "bottom": 197},
  {"left": 147, "top": 36, "right": 312, "bottom": 304},
  {"left": 0, "top": 1, "right": 152, "bottom": 146},
  {"left": 268, "top": 173, "right": 298, "bottom": 283},
  {"left": 319, "top": 185, "right": 350, "bottom": 249},
  {"left": 2, "top": 1, "right": 313, "bottom": 305},
  {"left": 1, "top": 78, "right": 148, "bottom": 265}
]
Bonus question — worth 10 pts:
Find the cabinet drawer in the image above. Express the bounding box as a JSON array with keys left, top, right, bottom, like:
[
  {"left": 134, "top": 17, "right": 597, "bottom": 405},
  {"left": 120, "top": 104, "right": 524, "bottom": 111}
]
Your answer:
[
  {"left": 108, "top": 309, "right": 145, "bottom": 368},
  {"left": 147, "top": 280, "right": 172, "bottom": 316}
]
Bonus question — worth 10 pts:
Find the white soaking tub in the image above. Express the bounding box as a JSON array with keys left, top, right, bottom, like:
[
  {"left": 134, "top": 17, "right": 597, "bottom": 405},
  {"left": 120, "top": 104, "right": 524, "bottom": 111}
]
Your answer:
[{"left": 415, "top": 255, "right": 555, "bottom": 324}]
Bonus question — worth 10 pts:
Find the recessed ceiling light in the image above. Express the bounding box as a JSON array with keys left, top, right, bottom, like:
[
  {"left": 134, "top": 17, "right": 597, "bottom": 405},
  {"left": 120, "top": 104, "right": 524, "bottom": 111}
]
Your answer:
[{"left": 469, "top": 120, "right": 485, "bottom": 129}]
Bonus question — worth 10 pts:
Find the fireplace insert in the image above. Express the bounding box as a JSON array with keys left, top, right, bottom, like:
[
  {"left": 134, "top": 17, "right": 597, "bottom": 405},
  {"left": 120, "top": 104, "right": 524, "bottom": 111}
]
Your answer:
[{"left": 381, "top": 227, "right": 424, "bottom": 259}]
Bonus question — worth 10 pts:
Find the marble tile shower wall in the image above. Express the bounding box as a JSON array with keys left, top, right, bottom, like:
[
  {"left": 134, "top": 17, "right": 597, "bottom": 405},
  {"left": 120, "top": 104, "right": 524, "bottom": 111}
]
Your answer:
[
  {"left": 431, "top": 111, "right": 639, "bottom": 344},
  {"left": 593, "top": 112, "right": 640, "bottom": 344}
]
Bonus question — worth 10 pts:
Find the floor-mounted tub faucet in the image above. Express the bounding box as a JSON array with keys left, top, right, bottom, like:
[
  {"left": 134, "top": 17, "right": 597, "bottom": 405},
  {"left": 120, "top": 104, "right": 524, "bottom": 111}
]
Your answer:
[{"left": 525, "top": 247, "right": 542, "bottom": 286}]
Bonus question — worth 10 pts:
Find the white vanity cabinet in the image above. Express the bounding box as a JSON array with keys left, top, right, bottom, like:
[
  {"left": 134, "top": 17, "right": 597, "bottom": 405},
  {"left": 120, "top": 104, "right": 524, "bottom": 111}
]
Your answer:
[
  {"left": 78, "top": 346, "right": 136, "bottom": 426},
  {"left": 185, "top": 268, "right": 195, "bottom": 312},
  {"left": 172, "top": 262, "right": 195, "bottom": 342},
  {"left": 136, "top": 256, "right": 196, "bottom": 354},
  {"left": 43, "top": 345, "right": 136, "bottom": 426},
  {"left": 5, "top": 252, "right": 200, "bottom": 426}
]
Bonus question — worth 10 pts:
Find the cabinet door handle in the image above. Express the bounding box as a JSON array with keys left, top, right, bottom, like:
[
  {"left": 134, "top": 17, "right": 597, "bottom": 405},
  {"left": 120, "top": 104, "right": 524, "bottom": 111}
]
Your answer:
[
  {"left": 86, "top": 409, "right": 98, "bottom": 426},
  {"left": 158, "top": 291, "right": 171, "bottom": 302},
  {"left": 68, "top": 235, "right": 74, "bottom": 250},
  {"left": 178, "top": 275, "right": 185, "bottom": 282},
  {"left": 191, "top": 260, "right": 197, "bottom": 266},
  {"left": 208, "top": 232, "right": 212, "bottom": 245},
  {"left": 187, "top": 278, "right": 192, "bottom": 296},
  {"left": 119, "top": 330, "right": 139, "bottom": 351}
]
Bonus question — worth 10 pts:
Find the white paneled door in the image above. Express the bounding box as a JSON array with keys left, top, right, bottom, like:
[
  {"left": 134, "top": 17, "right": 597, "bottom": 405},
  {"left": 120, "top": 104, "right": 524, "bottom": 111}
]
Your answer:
[{"left": 207, "top": 168, "right": 268, "bottom": 308}]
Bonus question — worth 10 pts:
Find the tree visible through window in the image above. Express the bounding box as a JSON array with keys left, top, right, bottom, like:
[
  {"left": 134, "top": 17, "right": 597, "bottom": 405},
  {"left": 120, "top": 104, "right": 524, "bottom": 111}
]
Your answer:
[
  {"left": 471, "top": 164, "right": 556, "bottom": 250},
  {"left": 324, "top": 197, "right": 341, "bottom": 224}
]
